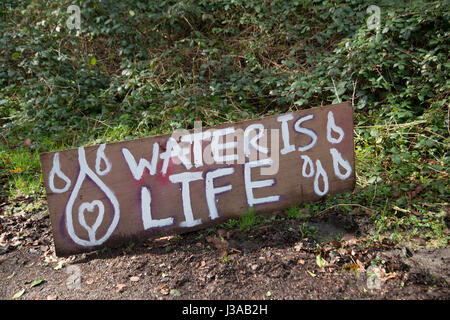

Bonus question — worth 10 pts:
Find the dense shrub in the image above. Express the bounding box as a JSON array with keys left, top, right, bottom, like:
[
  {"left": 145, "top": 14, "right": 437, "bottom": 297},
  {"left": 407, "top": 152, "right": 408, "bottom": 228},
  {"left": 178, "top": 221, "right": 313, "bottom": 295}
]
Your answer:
[{"left": 1, "top": 0, "right": 447, "bottom": 141}]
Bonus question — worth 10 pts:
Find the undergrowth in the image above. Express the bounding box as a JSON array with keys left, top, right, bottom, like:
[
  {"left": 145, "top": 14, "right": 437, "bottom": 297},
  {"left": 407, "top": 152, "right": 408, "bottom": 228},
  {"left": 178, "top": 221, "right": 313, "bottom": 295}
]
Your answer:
[{"left": 1, "top": 0, "right": 448, "bottom": 246}]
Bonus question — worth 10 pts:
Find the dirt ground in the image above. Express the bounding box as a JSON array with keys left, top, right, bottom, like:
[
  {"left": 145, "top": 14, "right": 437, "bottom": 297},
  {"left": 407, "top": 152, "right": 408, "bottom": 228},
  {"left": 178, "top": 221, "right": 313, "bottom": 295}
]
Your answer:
[{"left": 0, "top": 196, "right": 449, "bottom": 300}]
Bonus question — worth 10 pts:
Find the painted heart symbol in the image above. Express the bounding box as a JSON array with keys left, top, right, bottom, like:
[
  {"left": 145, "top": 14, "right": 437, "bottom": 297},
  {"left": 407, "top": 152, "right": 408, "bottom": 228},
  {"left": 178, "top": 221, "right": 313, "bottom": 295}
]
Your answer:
[{"left": 78, "top": 200, "right": 105, "bottom": 244}]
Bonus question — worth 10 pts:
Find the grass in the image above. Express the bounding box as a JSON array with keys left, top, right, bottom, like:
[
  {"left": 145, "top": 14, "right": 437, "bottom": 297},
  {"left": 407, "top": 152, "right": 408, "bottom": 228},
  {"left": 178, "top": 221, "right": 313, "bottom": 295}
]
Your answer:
[
  {"left": 287, "top": 205, "right": 311, "bottom": 220},
  {"left": 1, "top": 147, "right": 43, "bottom": 199},
  {"left": 239, "top": 208, "right": 258, "bottom": 231}
]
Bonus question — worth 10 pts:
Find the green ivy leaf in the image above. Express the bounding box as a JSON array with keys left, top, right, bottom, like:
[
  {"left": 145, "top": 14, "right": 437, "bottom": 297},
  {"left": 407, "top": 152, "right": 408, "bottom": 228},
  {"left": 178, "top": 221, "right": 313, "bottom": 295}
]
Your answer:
[{"left": 30, "top": 278, "right": 46, "bottom": 288}]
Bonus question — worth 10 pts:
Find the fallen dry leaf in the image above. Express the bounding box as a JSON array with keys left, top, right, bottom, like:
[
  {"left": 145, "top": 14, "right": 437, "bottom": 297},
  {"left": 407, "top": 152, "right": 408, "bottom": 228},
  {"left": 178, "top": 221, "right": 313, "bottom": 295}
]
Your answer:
[
  {"left": 294, "top": 242, "right": 303, "bottom": 252},
  {"left": 330, "top": 240, "right": 342, "bottom": 249},
  {"left": 297, "top": 259, "right": 305, "bottom": 265},
  {"left": 218, "top": 249, "right": 228, "bottom": 258},
  {"left": 116, "top": 283, "right": 127, "bottom": 293},
  {"left": 344, "top": 264, "right": 358, "bottom": 271},
  {"left": 23, "top": 138, "right": 32, "bottom": 147},
  {"left": 206, "top": 235, "right": 229, "bottom": 250},
  {"left": 154, "top": 235, "right": 176, "bottom": 242},
  {"left": 130, "top": 276, "right": 140, "bottom": 282},
  {"left": 408, "top": 184, "right": 424, "bottom": 200},
  {"left": 46, "top": 295, "right": 57, "bottom": 300},
  {"left": 427, "top": 159, "right": 440, "bottom": 165},
  {"left": 229, "top": 248, "right": 241, "bottom": 254},
  {"left": 160, "top": 288, "right": 169, "bottom": 295},
  {"left": 343, "top": 234, "right": 358, "bottom": 245},
  {"left": 382, "top": 272, "right": 397, "bottom": 282},
  {"left": 217, "top": 229, "right": 232, "bottom": 239},
  {"left": 356, "top": 259, "right": 366, "bottom": 272}
]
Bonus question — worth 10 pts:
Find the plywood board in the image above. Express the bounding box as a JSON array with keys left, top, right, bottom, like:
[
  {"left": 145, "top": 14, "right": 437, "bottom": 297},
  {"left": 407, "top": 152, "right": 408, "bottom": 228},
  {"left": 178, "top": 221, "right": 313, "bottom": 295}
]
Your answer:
[{"left": 40, "top": 102, "right": 355, "bottom": 256}]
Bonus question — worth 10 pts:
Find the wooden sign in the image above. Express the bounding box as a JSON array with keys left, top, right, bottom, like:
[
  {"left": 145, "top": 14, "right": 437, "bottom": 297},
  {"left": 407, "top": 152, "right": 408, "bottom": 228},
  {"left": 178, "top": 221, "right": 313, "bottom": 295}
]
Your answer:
[{"left": 40, "top": 102, "right": 355, "bottom": 256}]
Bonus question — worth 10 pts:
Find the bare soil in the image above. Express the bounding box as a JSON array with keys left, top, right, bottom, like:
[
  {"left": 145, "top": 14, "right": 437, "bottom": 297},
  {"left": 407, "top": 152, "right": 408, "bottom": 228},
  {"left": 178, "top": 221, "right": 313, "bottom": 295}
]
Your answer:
[{"left": 0, "top": 197, "right": 449, "bottom": 300}]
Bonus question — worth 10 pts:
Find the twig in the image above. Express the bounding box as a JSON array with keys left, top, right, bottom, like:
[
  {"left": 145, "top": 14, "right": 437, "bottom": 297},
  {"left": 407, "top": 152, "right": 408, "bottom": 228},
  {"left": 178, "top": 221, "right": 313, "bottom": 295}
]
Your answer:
[
  {"left": 391, "top": 8, "right": 441, "bottom": 20},
  {"left": 355, "top": 120, "right": 427, "bottom": 129},
  {"left": 426, "top": 165, "right": 447, "bottom": 174},
  {"left": 317, "top": 203, "right": 372, "bottom": 216},
  {"left": 421, "top": 202, "right": 449, "bottom": 208},
  {"left": 370, "top": 183, "right": 378, "bottom": 208},
  {"left": 226, "top": 93, "right": 245, "bottom": 117},
  {"left": 351, "top": 79, "right": 358, "bottom": 108},
  {"left": 447, "top": 103, "right": 450, "bottom": 135},
  {"left": 402, "top": 132, "right": 449, "bottom": 147},
  {"left": 0, "top": 132, "right": 9, "bottom": 147},
  {"left": 423, "top": 128, "right": 449, "bottom": 142},
  {"left": 331, "top": 77, "right": 342, "bottom": 103},
  {"left": 181, "top": 15, "right": 194, "bottom": 31}
]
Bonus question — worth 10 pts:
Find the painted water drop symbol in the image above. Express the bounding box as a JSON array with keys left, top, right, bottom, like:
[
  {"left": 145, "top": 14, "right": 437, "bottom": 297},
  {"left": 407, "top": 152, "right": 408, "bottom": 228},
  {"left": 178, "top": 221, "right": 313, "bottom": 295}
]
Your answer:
[
  {"left": 330, "top": 148, "right": 352, "bottom": 180},
  {"left": 65, "top": 146, "right": 120, "bottom": 247},
  {"left": 78, "top": 200, "right": 105, "bottom": 243},
  {"left": 300, "top": 155, "right": 314, "bottom": 178},
  {"left": 49, "top": 152, "right": 71, "bottom": 193},
  {"left": 327, "top": 111, "right": 344, "bottom": 144},
  {"left": 95, "top": 144, "right": 111, "bottom": 176},
  {"left": 313, "top": 159, "right": 329, "bottom": 196}
]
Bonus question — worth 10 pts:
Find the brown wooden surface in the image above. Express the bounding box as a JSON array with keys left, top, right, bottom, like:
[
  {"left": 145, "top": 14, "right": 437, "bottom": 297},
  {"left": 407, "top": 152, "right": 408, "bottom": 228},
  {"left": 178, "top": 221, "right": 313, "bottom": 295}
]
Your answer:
[{"left": 40, "top": 102, "right": 355, "bottom": 256}]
